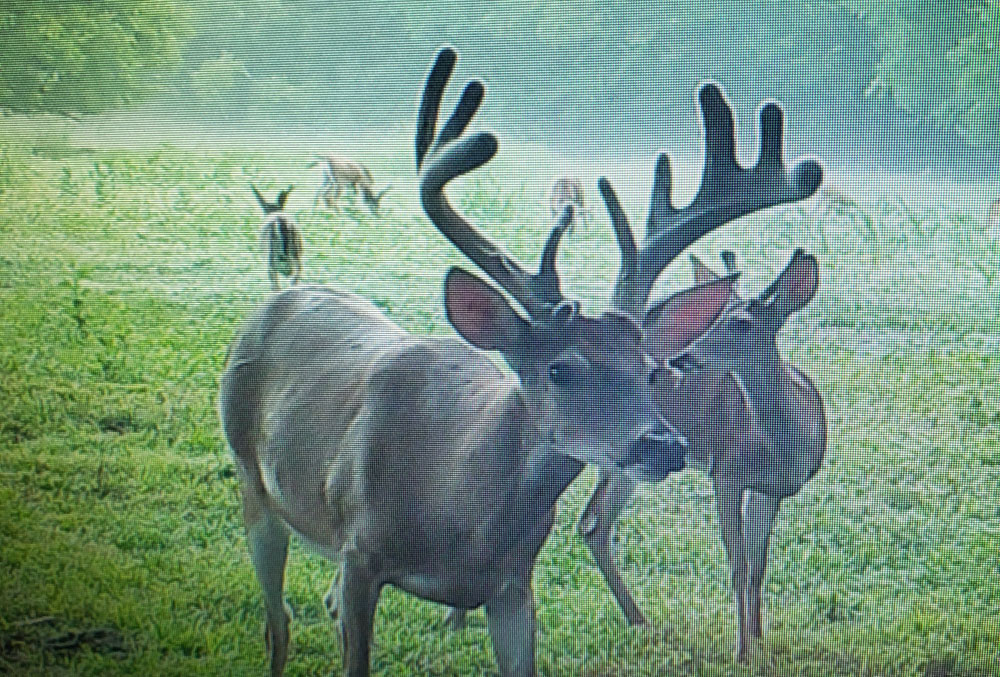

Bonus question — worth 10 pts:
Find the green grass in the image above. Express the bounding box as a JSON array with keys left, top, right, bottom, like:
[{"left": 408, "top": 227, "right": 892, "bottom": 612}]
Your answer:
[{"left": 1, "top": 132, "right": 998, "bottom": 676}]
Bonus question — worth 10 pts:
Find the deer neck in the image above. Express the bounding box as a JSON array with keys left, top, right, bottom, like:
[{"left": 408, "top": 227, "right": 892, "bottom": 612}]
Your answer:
[
  {"left": 734, "top": 357, "right": 791, "bottom": 434},
  {"left": 476, "top": 387, "right": 585, "bottom": 559},
  {"left": 736, "top": 360, "right": 823, "bottom": 481}
]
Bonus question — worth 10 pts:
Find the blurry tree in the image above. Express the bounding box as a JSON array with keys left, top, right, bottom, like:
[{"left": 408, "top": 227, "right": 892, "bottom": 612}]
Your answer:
[
  {"left": 0, "top": 1, "right": 192, "bottom": 117},
  {"left": 835, "top": 0, "right": 999, "bottom": 146}
]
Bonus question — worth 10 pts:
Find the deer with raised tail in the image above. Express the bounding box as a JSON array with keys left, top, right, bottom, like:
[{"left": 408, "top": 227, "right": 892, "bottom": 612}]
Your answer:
[
  {"left": 573, "top": 86, "right": 827, "bottom": 662},
  {"left": 220, "top": 48, "right": 737, "bottom": 677},
  {"left": 252, "top": 185, "right": 303, "bottom": 291},
  {"left": 310, "top": 154, "right": 390, "bottom": 214}
]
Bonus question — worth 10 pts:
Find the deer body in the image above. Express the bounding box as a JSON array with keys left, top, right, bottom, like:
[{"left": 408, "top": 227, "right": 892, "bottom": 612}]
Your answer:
[
  {"left": 581, "top": 250, "right": 826, "bottom": 662},
  {"left": 253, "top": 186, "right": 303, "bottom": 290},
  {"left": 311, "top": 154, "right": 389, "bottom": 214},
  {"left": 220, "top": 274, "right": 684, "bottom": 677}
]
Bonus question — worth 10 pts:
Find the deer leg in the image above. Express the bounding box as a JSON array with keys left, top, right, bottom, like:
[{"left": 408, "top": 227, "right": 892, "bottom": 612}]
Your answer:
[
  {"left": 744, "top": 491, "right": 780, "bottom": 639},
  {"left": 715, "top": 482, "right": 749, "bottom": 663},
  {"left": 485, "top": 575, "right": 536, "bottom": 677},
  {"left": 578, "top": 470, "right": 647, "bottom": 626},
  {"left": 337, "top": 555, "right": 381, "bottom": 677},
  {"left": 246, "top": 511, "right": 292, "bottom": 677},
  {"left": 323, "top": 567, "right": 341, "bottom": 621},
  {"left": 314, "top": 175, "right": 331, "bottom": 208}
]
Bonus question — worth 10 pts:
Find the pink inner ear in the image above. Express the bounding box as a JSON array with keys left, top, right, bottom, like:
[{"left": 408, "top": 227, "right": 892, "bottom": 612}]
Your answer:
[
  {"left": 447, "top": 277, "right": 494, "bottom": 346},
  {"left": 645, "top": 279, "right": 735, "bottom": 358},
  {"left": 781, "top": 257, "right": 819, "bottom": 305}
]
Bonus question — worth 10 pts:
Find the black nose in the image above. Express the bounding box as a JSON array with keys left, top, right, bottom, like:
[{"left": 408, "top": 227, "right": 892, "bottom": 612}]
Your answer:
[
  {"left": 640, "top": 423, "right": 687, "bottom": 448},
  {"left": 669, "top": 352, "right": 702, "bottom": 372},
  {"left": 619, "top": 422, "right": 688, "bottom": 482}
]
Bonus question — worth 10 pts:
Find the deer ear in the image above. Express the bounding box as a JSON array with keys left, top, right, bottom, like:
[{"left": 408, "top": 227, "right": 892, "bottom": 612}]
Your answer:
[
  {"left": 689, "top": 254, "right": 720, "bottom": 284},
  {"left": 444, "top": 267, "right": 527, "bottom": 351},
  {"left": 277, "top": 186, "right": 293, "bottom": 209},
  {"left": 766, "top": 250, "right": 818, "bottom": 319},
  {"left": 643, "top": 275, "right": 738, "bottom": 359}
]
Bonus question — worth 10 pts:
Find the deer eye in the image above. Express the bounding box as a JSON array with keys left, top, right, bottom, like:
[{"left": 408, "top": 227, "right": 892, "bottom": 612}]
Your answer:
[
  {"left": 729, "top": 316, "right": 752, "bottom": 332},
  {"left": 548, "top": 356, "right": 587, "bottom": 386}
]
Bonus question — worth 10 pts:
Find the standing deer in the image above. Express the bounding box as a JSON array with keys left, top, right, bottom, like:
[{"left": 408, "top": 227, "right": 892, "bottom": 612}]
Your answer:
[
  {"left": 574, "top": 87, "right": 826, "bottom": 662},
  {"left": 548, "top": 176, "right": 592, "bottom": 231},
  {"left": 252, "top": 185, "right": 303, "bottom": 290},
  {"left": 219, "top": 47, "right": 736, "bottom": 677},
  {"left": 310, "top": 154, "right": 390, "bottom": 214}
]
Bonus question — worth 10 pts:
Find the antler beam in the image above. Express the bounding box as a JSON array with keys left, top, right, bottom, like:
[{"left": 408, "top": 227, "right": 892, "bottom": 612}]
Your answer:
[
  {"left": 417, "top": 47, "right": 567, "bottom": 317},
  {"left": 606, "top": 83, "right": 823, "bottom": 317}
]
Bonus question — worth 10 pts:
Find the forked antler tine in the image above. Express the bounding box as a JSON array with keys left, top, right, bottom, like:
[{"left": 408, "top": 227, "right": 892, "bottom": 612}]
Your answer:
[
  {"left": 416, "top": 49, "right": 485, "bottom": 172},
  {"left": 416, "top": 47, "right": 565, "bottom": 318},
  {"left": 607, "top": 83, "right": 823, "bottom": 317}
]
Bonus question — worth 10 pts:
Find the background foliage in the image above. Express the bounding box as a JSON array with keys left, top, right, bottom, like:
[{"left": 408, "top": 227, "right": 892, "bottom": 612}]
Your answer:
[{"left": 2, "top": 1, "right": 997, "bottom": 172}]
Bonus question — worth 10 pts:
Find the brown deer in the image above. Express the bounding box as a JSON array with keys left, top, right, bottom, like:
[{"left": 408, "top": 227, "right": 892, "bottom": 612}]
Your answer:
[
  {"left": 548, "top": 176, "right": 592, "bottom": 231},
  {"left": 219, "top": 47, "right": 736, "bottom": 677},
  {"left": 574, "top": 88, "right": 826, "bottom": 662},
  {"left": 252, "top": 185, "right": 303, "bottom": 290},
  {"left": 310, "top": 154, "right": 390, "bottom": 214}
]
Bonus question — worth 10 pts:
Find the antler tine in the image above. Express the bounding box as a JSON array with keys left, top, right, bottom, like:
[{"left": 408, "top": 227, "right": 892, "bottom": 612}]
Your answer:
[
  {"left": 529, "top": 206, "right": 574, "bottom": 307},
  {"left": 416, "top": 48, "right": 565, "bottom": 318},
  {"left": 600, "top": 178, "right": 642, "bottom": 317},
  {"left": 607, "top": 83, "right": 823, "bottom": 317}
]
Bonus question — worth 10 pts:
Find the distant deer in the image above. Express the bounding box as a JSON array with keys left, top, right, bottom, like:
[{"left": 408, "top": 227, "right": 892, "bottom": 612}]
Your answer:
[
  {"left": 251, "top": 185, "right": 303, "bottom": 291},
  {"left": 548, "top": 176, "right": 592, "bottom": 231},
  {"left": 987, "top": 198, "right": 1000, "bottom": 233},
  {"left": 310, "top": 154, "right": 390, "bottom": 214},
  {"left": 221, "top": 47, "right": 735, "bottom": 677},
  {"left": 575, "top": 90, "right": 826, "bottom": 662}
]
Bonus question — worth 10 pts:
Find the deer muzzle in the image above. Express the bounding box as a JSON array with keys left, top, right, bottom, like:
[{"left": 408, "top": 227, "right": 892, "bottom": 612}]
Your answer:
[{"left": 618, "top": 420, "right": 688, "bottom": 482}]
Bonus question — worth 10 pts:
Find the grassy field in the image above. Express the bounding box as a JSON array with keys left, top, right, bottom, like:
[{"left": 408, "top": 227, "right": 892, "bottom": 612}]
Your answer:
[{"left": 1, "top": 130, "right": 998, "bottom": 676}]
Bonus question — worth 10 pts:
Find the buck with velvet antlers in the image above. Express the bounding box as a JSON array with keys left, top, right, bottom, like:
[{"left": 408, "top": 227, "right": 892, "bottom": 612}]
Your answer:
[
  {"left": 252, "top": 185, "right": 303, "bottom": 290},
  {"left": 572, "top": 88, "right": 827, "bottom": 662},
  {"left": 220, "top": 48, "right": 735, "bottom": 677}
]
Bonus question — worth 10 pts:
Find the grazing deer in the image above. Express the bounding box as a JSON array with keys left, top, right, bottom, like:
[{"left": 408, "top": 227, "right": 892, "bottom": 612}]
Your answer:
[
  {"left": 310, "top": 154, "right": 390, "bottom": 214},
  {"left": 987, "top": 198, "right": 1000, "bottom": 233},
  {"left": 572, "top": 85, "right": 826, "bottom": 662},
  {"left": 252, "top": 185, "right": 303, "bottom": 291},
  {"left": 548, "top": 176, "right": 592, "bottom": 231},
  {"left": 220, "top": 48, "right": 736, "bottom": 677}
]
